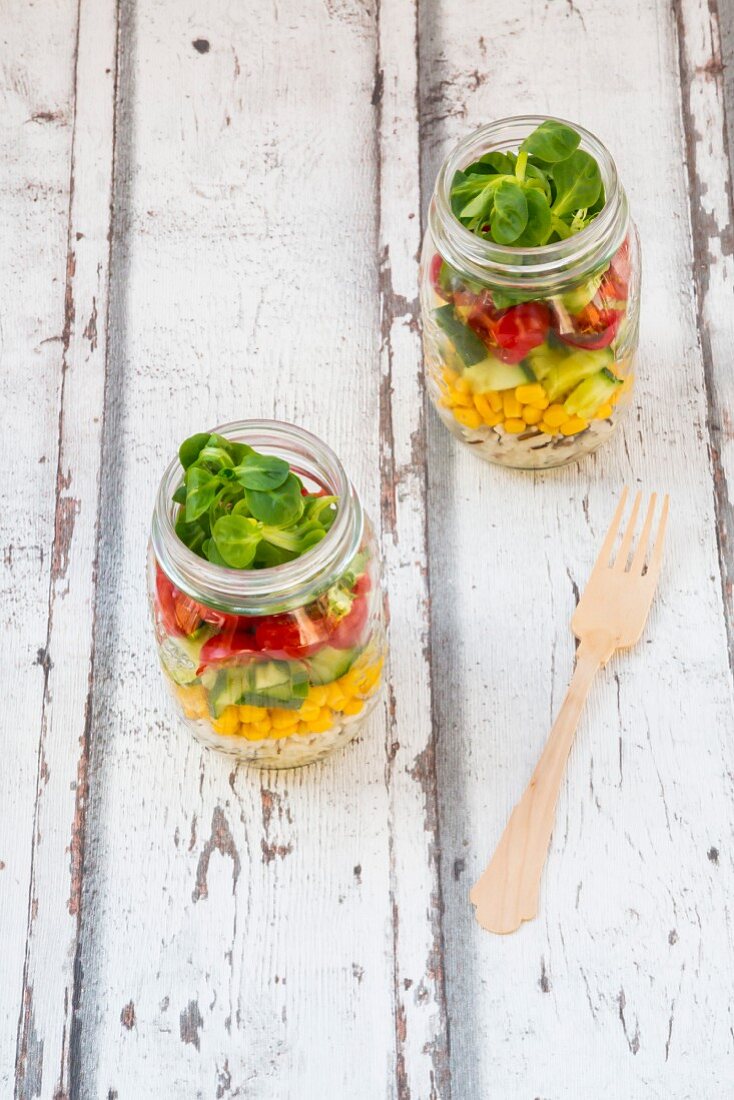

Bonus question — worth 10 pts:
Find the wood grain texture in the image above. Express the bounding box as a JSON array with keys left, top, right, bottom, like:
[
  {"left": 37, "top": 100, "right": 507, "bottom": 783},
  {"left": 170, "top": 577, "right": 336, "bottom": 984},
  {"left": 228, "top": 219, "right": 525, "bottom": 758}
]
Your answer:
[
  {"left": 1, "top": 0, "right": 734, "bottom": 1096},
  {"left": 10, "top": 0, "right": 120, "bottom": 1095},
  {"left": 675, "top": 0, "right": 734, "bottom": 659},
  {"left": 0, "top": 3, "right": 79, "bottom": 1092}
]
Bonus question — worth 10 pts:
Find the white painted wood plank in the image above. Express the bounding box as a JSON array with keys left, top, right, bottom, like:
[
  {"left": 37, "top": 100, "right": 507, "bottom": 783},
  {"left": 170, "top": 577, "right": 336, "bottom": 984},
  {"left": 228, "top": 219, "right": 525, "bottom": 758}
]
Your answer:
[
  {"left": 70, "top": 1, "right": 442, "bottom": 1095},
  {"left": 0, "top": 1, "right": 78, "bottom": 1093},
  {"left": 376, "top": 0, "right": 451, "bottom": 1094},
  {"left": 8, "top": 1, "right": 120, "bottom": 1096},
  {"left": 420, "top": 0, "right": 734, "bottom": 1095},
  {"left": 675, "top": 0, "right": 734, "bottom": 644}
]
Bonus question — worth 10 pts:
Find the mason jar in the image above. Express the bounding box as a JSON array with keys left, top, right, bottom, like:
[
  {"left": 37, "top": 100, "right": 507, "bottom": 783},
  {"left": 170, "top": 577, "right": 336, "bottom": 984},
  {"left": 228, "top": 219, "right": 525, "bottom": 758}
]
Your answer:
[
  {"left": 420, "top": 116, "right": 640, "bottom": 469},
  {"left": 148, "top": 420, "right": 386, "bottom": 768}
]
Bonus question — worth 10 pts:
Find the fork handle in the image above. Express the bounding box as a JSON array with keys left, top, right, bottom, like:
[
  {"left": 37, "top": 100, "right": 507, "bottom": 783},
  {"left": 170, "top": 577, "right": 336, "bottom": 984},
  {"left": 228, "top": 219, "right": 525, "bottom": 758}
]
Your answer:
[{"left": 469, "top": 638, "right": 607, "bottom": 934}]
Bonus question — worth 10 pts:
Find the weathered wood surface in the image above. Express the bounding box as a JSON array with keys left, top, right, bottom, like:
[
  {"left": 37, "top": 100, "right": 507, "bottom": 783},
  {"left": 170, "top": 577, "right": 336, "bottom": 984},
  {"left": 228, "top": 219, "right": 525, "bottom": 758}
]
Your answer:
[{"left": 2, "top": 0, "right": 733, "bottom": 1096}]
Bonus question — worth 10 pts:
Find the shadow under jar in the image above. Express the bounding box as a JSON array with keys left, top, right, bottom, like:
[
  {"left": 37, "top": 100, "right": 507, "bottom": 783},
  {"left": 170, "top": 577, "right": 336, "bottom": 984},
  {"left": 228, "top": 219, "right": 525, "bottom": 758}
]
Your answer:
[
  {"left": 148, "top": 421, "right": 386, "bottom": 768},
  {"left": 421, "top": 116, "right": 640, "bottom": 470}
]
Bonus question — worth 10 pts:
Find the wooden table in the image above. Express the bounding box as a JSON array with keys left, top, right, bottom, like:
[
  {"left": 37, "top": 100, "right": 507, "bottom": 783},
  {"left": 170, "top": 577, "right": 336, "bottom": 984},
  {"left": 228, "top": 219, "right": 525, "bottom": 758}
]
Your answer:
[{"left": 4, "top": 1, "right": 734, "bottom": 1096}]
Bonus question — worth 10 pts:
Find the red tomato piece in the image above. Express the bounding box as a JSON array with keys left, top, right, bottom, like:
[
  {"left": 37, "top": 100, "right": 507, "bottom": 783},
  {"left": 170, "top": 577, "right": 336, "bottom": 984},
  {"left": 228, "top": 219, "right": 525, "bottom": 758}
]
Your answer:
[
  {"left": 329, "top": 594, "right": 369, "bottom": 650},
  {"left": 558, "top": 304, "right": 620, "bottom": 350},
  {"left": 469, "top": 301, "right": 550, "bottom": 364},
  {"left": 198, "top": 619, "right": 260, "bottom": 671},
  {"left": 608, "top": 238, "right": 631, "bottom": 299},
  {"left": 429, "top": 252, "right": 445, "bottom": 295},
  {"left": 155, "top": 566, "right": 183, "bottom": 637},
  {"left": 255, "top": 610, "right": 329, "bottom": 658}
]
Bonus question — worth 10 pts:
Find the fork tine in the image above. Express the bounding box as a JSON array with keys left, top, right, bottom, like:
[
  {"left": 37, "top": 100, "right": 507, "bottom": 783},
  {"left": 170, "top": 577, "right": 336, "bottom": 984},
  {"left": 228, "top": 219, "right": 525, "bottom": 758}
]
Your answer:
[
  {"left": 630, "top": 493, "right": 657, "bottom": 575},
  {"left": 594, "top": 487, "right": 629, "bottom": 571},
  {"left": 613, "top": 491, "right": 642, "bottom": 571},
  {"left": 645, "top": 494, "right": 669, "bottom": 583}
]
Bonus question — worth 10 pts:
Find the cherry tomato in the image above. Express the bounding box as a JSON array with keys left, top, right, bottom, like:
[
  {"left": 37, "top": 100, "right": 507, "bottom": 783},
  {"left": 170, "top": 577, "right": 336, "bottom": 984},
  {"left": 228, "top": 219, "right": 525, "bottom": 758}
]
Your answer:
[
  {"left": 198, "top": 619, "right": 260, "bottom": 671},
  {"left": 608, "top": 238, "right": 631, "bottom": 299},
  {"left": 255, "top": 610, "right": 328, "bottom": 658},
  {"left": 558, "top": 303, "right": 620, "bottom": 350},
  {"left": 469, "top": 301, "right": 550, "bottom": 364},
  {"left": 155, "top": 566, "right": 183, "bottom": 637},
  {"left": 429, "top": 253, "right": 446, "bottom": 297},
  {"left": 330, "top": 594, "right": 369, "bottom": 650}
]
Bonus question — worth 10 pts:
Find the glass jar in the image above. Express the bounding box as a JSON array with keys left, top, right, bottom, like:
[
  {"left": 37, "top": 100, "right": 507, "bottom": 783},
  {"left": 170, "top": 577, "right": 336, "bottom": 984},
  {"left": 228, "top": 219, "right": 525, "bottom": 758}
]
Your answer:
[
  {"left": 420, "top": 116, "right": 640, "bottom": 469},
  {"left": 148, "top": 420, "right": 386, "bottom": 768}
]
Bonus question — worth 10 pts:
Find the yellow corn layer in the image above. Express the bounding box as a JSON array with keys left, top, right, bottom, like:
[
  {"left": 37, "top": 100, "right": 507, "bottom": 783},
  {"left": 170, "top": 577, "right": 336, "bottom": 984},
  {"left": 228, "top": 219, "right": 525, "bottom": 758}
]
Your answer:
[
  {"left": 439, "top": 366, "right": 626, "bottom": 439},
  {"left": 172, "top": 655, "right": 384, "bottom": 742}
]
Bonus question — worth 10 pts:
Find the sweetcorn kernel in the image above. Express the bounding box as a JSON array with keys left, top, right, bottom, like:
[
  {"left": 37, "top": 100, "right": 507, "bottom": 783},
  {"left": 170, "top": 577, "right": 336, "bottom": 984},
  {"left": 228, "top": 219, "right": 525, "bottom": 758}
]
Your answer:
[
  {"left": 453, "top": 406, "right": 482, "bottom": 430},
  {"left": 527, "top": 393, "right": 550, "bottom": 410},
  {"left": 297, "top": 700, "right": 321, "bottom": 722},
  {"left": 176, "top": 684, "right": 209, "bottom": 720},
  {"left": 211, "top": 706, "right": 239, "bottom": 735},
  {"left": 308, "top": 684, "right": 329, "bottom": 707},
  {"left": 453, "top": 375, "right": 471, "bottom": 395},
  {"left": 238, "top": 704, "right": 267, "bottom": 722},
  {"left": 252, "top": 718, "right": 273, "bottom": 738},
  {"left": 442, "top": 367, "right": 459, "bottom": 387},
  {"left": 502, "top": 392, "right": 522, "bottom": 419},
  {"left": 522, "top": 405, "right": 543, "bottom": 425},
  {"left": 326, "top": 683, "right": 348, "bottom": 710},
  {"left": 475, "top": 393, "right": 503, "bottom": 427},
  {"left": 488, "top": 391, "right": 503, "bottom": 412},
  {"left": 337, "top": 671, "right": 361, "bottom": 698},
  {"left": 239, "top": 723, "right": 264, "bottom": 741},
  {"left": 560, "top": 416, "right": 589, "bottom": 436},
  {"left": 445, "top": 391, "right": 474, "bottom": 409},
  {"left": 342, "top": 699, "right": 365, "bottom": 717},
  {"left": 357, "top": 663, "right": 383, "bottom": 694},
  {"left": 543, "top": 404, "right": 570, "bottom": 428},
  {"left": 593, "top": 403, "right": 613, "bottom": 420},
  {"left": 503, "top": 418, "right": 527, "bottom": 434},
  {"left": 307, "top": 710, "right": 334, "bottom": 734},
  {"left": 473, "top": 393, "right": 494, "bottom": 422},
  {"left": 270, "top": 708, "right": 301, "bottom": 730},
  {"left": 515, "top": 383, "right": 546, "bottom": 405}
]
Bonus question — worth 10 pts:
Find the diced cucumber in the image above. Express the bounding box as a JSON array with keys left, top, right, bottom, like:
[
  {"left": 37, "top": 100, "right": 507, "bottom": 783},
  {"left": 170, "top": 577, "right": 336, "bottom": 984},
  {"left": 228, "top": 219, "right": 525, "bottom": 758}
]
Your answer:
[
  {"left": 252, "top": 662, "right": 291, "bottom": 694},
  {"left": 307, "top": 647, "right": 359, "bottom": 685},
  {"left": 543, "top": 347, "right": 613, "bottom": 403},
  {"left": 208, "top": 668, "right": 246, "bottom": 718},
  {"left": 524, "top": 342, "right": 567, "bottom": 382},
  {"left": 159, "top": 625, "right": 216, "bottom": 685},
  {"left": 241, "top": 660, "right": 309, "bottom": 711},
  {"left": 563, "top": 368, "right": 622, "bottom": 419},
  {"left": 206, "top": 660, "right": 310, "bottom": 716},
  {"left": 240, "top": 681, "right": 308, "bottom": 710},
  {"left": 433, "top": 304, "right": 487, "bottom": 366},
  {"left": 463, "top": 358, "right": 535, "bottom": 394}
]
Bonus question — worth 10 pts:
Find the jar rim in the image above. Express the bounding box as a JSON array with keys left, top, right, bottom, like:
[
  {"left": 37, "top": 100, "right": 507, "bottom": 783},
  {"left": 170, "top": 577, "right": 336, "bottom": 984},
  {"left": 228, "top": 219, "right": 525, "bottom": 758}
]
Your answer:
[
  {"left": 151, "top": 419, "right": 364, "bottom": 615},
  {"left": 430, "top": 114, "right": 628, "bottom": 286}
]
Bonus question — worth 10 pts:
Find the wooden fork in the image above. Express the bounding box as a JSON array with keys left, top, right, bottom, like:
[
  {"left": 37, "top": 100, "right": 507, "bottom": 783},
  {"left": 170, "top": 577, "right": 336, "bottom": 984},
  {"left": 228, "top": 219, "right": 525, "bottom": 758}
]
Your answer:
[{"left": 470, "top": 489, "right": 669, "bottom": 935}]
